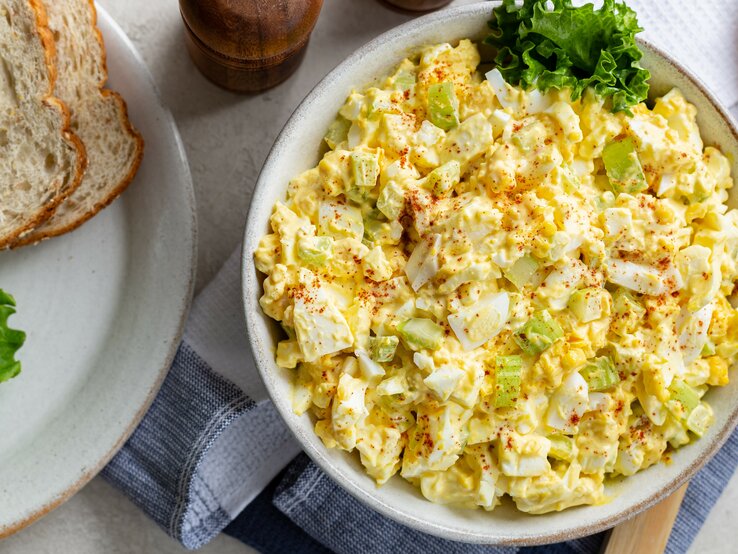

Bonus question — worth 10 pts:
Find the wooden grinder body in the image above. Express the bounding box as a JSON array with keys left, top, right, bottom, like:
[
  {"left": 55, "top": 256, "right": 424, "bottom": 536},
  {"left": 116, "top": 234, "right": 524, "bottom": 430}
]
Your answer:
[{"left": 180, "top": 0, "right": 323, "bottom": 92}]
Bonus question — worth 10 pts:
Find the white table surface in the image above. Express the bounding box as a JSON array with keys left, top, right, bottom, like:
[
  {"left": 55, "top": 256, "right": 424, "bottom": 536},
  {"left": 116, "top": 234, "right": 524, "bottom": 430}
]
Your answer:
[{"left": 2, "top": 0, "right": 737, "bottom": 552}]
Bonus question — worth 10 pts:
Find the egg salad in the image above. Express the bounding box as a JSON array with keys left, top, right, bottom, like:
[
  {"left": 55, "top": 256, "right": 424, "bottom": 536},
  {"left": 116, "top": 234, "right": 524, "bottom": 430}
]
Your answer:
[{"left": 254, "top": 39, "right": 738, "bottom": 514}]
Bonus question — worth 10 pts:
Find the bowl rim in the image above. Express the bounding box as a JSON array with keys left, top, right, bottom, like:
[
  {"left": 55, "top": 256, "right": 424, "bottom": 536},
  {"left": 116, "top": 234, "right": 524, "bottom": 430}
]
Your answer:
[{"left": 242, "top": 1, "right": 738, "bottom": 545}]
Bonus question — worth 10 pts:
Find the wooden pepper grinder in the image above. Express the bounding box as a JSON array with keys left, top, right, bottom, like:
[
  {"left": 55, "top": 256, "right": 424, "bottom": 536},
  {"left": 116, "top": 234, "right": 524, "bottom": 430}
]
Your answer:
[{"left": 180, "top": 0, "right": 324, "bottom": 93}]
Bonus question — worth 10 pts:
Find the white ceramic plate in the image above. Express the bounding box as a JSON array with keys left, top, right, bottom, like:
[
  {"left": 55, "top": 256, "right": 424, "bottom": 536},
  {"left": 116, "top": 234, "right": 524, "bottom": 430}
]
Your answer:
[
  {"left": 0, "top": 5, "right": 196, "bottom": 536},
  {"left": 243, "top": 2, "right": 738, "bottom": 545}
]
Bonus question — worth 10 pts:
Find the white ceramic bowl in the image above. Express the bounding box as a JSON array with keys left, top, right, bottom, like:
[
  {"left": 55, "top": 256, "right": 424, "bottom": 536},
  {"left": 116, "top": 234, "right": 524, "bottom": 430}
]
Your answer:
[{"left": 242, "top": 2, "right": 738, "bottom": 545}]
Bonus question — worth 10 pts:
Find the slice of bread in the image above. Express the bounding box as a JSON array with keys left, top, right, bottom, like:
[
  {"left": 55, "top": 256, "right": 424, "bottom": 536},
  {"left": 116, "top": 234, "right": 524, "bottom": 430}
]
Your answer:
[
  {"left": 0, "top": 0, "right": 85, "bottom": 248},
  {"left": 16, "top": 0, "right": 143, "bottom": 246}
]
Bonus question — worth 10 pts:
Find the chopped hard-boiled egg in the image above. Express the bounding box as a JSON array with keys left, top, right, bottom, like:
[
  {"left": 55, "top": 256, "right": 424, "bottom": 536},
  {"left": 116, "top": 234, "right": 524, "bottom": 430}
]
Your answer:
[
  {"left": 255, "top": 38, "right": 738, "bottom": 516},
  {"left": 448, "top": 292, "right": 509, "bottom": 350}
]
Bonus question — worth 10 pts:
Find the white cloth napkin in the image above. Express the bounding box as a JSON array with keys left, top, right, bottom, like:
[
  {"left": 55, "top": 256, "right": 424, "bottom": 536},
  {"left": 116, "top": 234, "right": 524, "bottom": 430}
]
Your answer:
[
  {"left": 182, "top": 248, "right": 301, "bottom": 521},
  {"left": 635, "top": 0, "right": 738, "bottom": 110}
]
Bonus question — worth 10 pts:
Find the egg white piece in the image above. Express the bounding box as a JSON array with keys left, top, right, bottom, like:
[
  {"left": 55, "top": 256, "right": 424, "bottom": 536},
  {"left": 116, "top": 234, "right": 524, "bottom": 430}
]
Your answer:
[
  {"left": 546, "top": 372, "right": 589, "bottom": 433},
  {"left": 448, "top": 292, "right": 510, "bottom": 350}
]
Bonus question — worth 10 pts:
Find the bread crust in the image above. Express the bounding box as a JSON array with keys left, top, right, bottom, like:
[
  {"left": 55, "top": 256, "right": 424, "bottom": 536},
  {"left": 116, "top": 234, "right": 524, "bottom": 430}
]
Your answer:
[
  {"left": 0, "top": 0, "right": 87, "bottom": 249},
  {"left": 13, "top": 0, "right": 144, "bottom": 247}
]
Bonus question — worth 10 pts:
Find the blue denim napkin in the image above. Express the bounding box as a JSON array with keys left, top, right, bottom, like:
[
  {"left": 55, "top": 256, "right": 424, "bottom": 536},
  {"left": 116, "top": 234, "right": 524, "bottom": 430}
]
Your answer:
[{"left": 101, "top": 249, "right": 738, "bottom": 554}]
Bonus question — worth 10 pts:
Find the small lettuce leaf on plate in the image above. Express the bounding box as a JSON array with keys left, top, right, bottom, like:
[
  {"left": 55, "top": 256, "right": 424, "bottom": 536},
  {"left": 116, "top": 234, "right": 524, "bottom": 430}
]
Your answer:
[
  {"left": 485, "top": 0, "right": 650, "bottom": 114},
  {"left": 0, "top": 289, "right": 25, "bottom": 383}
]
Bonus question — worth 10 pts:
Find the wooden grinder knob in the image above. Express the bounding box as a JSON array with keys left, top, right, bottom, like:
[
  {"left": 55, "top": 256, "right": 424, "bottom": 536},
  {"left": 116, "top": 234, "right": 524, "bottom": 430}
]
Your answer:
[
  {"left": 180, "top": 0, "right": 324, "bottom": 93},
  {"left": 382, "top": 0, "right": 452, "bottom": 11}
]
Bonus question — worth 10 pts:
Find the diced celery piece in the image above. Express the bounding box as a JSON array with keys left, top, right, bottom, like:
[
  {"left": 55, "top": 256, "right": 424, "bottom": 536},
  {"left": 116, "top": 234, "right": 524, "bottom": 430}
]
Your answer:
[
  {"left": 393, "top": 69, "right": 416, "bottom": 92},
  {"left": 345, "top": 186, "right": 370, "bottom": 204},
  {"left": 687, "top": 185, "right": 711, "bottom": 204},
  {"left": 602, "top": 136, "right": 647, "bottom": 193},
  {"left": 569, "top": 287, "right": 607, "bottom": 323},
  {"left": 668, "top": 380, "right": 713, "bottom": 435},
  {"left": 363, "top": 213, "right": 387, "bottom": 242},
  {"left": 427, "top": 160, "right": 460, "bottom": 195},
  {"left": 547, "top": 434, "right": 574, "bottom": 461},
  {"left": 363, "top": 216, "right": 401, "bottom": 245},
  {"left": 369, "top": 336, "right": 399, "bottom": 362},
  {"left": 297, "top": 235, "right": 333, "bottom": 266},
  {"left": 701, "top": 339, "right": 716, "bottom": 357},
  {"left": 580, "top": 356, "right": 620, "bottom": 392},
  {"left": 493, "top": 355, "right": 522, "bottom": 408},
  {"left": 398, "top": 318, "right": 444, "bottom": 351},
  {"left": 513, "top": 310, "right": 563, "bottom": 355},
  {"left": 686, "top": 403, "right": 713, "bottom": 436},
  {"left": 668, "top": 379, "right": 700, "bottom": 417},
  {"left": 612, "top": 288, "right": 645, "bottom": 317},
  {"left": 351, "top": 152, "right": 380, "bottom": 188},
  {"left": 427, "top": 82, "right": 459, "bottom": 131},
  {"left": 504, "top": 256, "right": 540, "bottom": 290},
  {"left": 376, "top": 182, "right": 405, "bottom": 220},
  {"left": 324, "top": 115, "right": 350, "bottom": 150}
]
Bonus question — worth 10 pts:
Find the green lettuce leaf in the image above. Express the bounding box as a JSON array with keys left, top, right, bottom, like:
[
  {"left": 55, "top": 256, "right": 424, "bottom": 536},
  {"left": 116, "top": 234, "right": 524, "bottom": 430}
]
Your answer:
[
  {"left": 0, "top": 289, "right": 25, "bottom": 383},
  {"left": 485, "top": 0, "right": 650, "bottom": 114}
]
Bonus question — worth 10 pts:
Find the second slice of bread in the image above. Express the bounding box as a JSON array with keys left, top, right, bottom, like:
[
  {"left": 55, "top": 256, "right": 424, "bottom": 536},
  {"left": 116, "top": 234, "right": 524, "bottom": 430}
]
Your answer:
[
  {"left": 16, "top": 0, "right": 143, "bottom": 246},
  {"left": 0, "top": 0, "right": 85, "bottom": 248}
]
